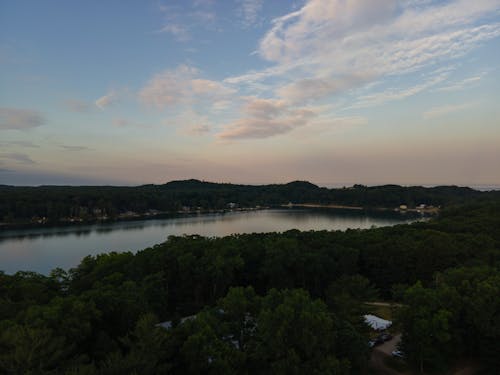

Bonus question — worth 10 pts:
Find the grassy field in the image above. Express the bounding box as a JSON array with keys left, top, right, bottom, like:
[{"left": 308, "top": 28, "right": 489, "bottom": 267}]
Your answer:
[{"left": 367, "top": 304, "right": 393, "bottom": 320}]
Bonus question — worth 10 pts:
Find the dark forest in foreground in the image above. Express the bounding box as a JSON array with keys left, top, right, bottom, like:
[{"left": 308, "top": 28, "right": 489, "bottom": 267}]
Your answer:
[
  {"left": 1, "top": 196, "right": 499, "bottom": 374},
  {"left": 1, "top": 179, "right": 497, "bottom": 226}
]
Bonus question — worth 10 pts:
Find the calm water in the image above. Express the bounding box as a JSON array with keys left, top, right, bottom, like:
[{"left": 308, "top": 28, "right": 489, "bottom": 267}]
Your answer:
[{"left": 0, "top": 208, "right": 420, "bottom": 274}]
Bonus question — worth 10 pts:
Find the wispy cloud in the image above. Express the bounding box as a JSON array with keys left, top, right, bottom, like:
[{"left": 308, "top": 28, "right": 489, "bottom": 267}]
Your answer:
[
  {"left": 228, "top": 0, "right": 500, "bottom": 103},
  {"left": 278, "top": 73, "right": 373, "bottom": 104},
  {"left": 95, "top": 90, "right": 118, "bottom": 110},
  {"left": 157, "top": 3, "right": 191, "bottom": 41},
  {"left": 158, "top": 23, "right": 191, "bottom": 41},
  {"left": 237, "top": 0, "right": 263, "bottom": 27},
  {"left": 0, "top": 108, "right": 44, "bottom": 131},
  {"left": 146, "top": 0, "right": 500, "bottom": 142},
  {"left": 112, "top": 118, "right": 150, "bottom": 129},
  {"left": 0, "top": 152, "right": 36, "bottom": 164},
  {"left": 291, "top": 115, "right": 368, "bottom": 139},
  {"left": 139, "top": 65, "right": 197, "bottom": 108},
  {"left": 157, "top": 1, "right": 217, "bottom": 42},
  {"left": 139, "top": 64, "right": 235, "bottom": 109},
  {"left": 423, "top": 102, "right": 475, "bottom": 119},
  {"left": 217, "top": 97, "right": 317, "bottom": 140},
  {"left": 0, "top": 140, "right": 39, "bottom": 148},
  {"left": 64, "top": 99, "right": 91, "bottom": 113},
  {"left": 352, "top": 70, "right": 450, "bottom": 108},
  {"left": 59, "top": 145, "right": 91, "bottom": 152},
  {"left": 191, "top": 10, "right": 216, "bottom": 25},
  {"left": 435, "top": 72, "right": 486, "bottom": 92},
  {"left": 186, "top": 124, "right": 211, "bottom": 135}
]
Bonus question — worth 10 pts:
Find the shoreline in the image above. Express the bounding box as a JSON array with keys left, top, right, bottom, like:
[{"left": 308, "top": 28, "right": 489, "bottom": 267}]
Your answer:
[
  {"left": 0, "top": 203, "right": 439, "bottom": 231},
  {"left": 283, "top": 203, "right": 440, "bottom": 214},
  {"left": 284, "top": 203, "right": 364, "bottom": 210},
  {"left": 0, "top": 206, "right": 269, "bottom": 231}
]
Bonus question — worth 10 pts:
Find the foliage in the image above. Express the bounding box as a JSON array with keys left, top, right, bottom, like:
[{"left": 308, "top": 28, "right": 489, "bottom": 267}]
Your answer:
[{"left": 397, "top": 267, "right": 500, "bottom": 372}]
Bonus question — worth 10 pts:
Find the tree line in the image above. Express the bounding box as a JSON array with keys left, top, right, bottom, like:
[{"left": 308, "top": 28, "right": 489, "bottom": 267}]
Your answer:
[{"left": 1, "top": 179, "right": 495, "bottom": 225}]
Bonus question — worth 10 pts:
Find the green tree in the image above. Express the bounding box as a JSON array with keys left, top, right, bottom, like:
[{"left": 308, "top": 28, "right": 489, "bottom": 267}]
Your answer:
[
  {"left": 101, "top": 313, "right": 171, "bottom": 375},
  {"left": 251, "top": 289, "right": 350, "bottom": 374},
  {"left": 0, "top": 324, "right": 67, "bottom": 374},
  {"left": 398, "top": 282, "right": 452, "bottom": 372},
  {"left": 326, "top": 274, "right": 378, "bottom": 321}
]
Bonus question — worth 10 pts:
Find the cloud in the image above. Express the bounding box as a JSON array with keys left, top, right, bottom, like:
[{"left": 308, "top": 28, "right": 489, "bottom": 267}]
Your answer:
[
  {"left": 259, "top": 0, "right": 398, "bottom": 63},
  {"left": 278, "top": 74, "right": 372, "bottom": 104},
  {"left": 191, "top": 10, "right": 216, "bottom": 25},
  {"left": 318, "top": 116, "right": 368, "bottom": 129},
  {"left": 139, "top": 65, "right": 198, "bottom": 108},
  {"left": 112, "top": 118, "right": 149, "bottom": 128},
  {"left": 218, "top": 118, "right": 295, "bottom": 139},
  {"left": 212, "top": 100, "right": 232, "bottom": 111},
  {"left": 422, "top": 102, "right": 475, "bottom": 119},
  {"left": 0, "top": 152, "right": 36, "bottom": 164},
  {"left": 0, "top": 140, "right": 39, "bottom": 148},
  {"left": 191, "top": 79, "right": 234, "bottom": 96},
  {"left": 158, "top": 23, "right": 190, "bottom": 41},
  {"left": 259, "top": 0, "right": 499, "bottom": 65},
  {"left": 157, "top": 3, "right": 191, "bottom": 41},
  {"left": 244, "top": 97, "right": 287, "bottom": 118},
  {"left": 186, "top": 124, "right": 211, "bottom": 135},
  {"left": 217, "top": 97, "right": 317, "bottom": 140},
  {"left": 112, "top": 118, "right": 130, "bottom": 127},
  {"left": 157, "top": 2, "right": 217, "bottom": 42},
  {"left": 237, "top": 0, "right": 264, "bottom": 27},
  {"left": 291, "top": 115, "right": 368, "bottom": 139},
  {"left": 193, "top": 0, "right": 215, "bottom": 6},
  {"left": 139, "top": 65, "right": 235, "bottom": 109},
  {"left": 227, "top": 0, "right": 500, "bottom": 105},
  {"left": 224, "top": 61, "right": 304, "bottom": 86},
  {"left": 435, "top": 72, "right": 486, "bottom": 92},
  {"left": 143, "top": 1, "right": 500, "bottom": 142},
  {"left": 352, "top": 70, "right": 449, "bottom": 108},
  {"left": 216, "top": 89, "right": 364, "bottom": 141},
  {"left": 59, "top": 145, "right": 91, "bottom": 151},
  {"left": 95, "top": 90, "right": 118, "bottom": 110},
  {"left": 0, "top": 108, "right": 44, "bottom": 131},
  {"left": 64, "top": 99, "right": 91, "bottom": 113}
]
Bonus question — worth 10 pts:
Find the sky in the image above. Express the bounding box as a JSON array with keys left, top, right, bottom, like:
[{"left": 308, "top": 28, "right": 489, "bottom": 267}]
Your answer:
[{"left": 1, "top": 0, "right": 499, "bottom": 187}]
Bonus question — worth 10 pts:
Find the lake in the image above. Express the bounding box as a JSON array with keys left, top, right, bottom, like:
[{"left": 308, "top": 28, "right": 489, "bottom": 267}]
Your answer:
[{"left": 0, "top": 208, "right": 422, "bottom": 275}]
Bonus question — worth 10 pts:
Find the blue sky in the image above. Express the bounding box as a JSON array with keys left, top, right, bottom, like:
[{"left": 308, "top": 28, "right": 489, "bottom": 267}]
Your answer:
[{"left": 1, "top": 0, "right": 499, "bottom": 186}]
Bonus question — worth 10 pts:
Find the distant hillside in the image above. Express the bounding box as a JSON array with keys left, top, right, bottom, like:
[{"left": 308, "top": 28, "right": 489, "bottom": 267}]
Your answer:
[{"left": 1, "top": 179, "right": 497, "bottom": 226}]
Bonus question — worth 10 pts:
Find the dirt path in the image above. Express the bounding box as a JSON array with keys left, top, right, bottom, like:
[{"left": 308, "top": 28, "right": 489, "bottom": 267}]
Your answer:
[
  {"left": 369, "top": 335, "right": 478, "bottom": 375},
  {"left": 370, "top": 349, "right": 401, "bottom": 375},
  {"left": 369, "top": 334, "right": 412, "bottom": 375},
  {"left": 453, "top": 367, "right": 477, "bottom": 375},
  {"left": 377, "top": 333, "right": 401, "bottom": 355}
]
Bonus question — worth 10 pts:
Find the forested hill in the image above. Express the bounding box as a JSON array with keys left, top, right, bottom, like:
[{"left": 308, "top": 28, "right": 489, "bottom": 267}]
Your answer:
[{"left": 1, "top": 179, "right": 497, "bottom": 225}]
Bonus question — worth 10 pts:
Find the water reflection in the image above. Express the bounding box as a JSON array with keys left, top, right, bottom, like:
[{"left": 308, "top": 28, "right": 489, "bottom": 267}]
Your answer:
[{"left": 0, "top": 208, "right": 423, "bottom": 275}]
